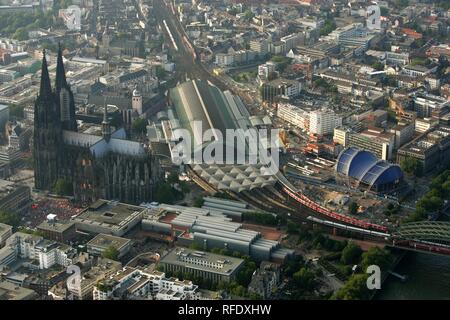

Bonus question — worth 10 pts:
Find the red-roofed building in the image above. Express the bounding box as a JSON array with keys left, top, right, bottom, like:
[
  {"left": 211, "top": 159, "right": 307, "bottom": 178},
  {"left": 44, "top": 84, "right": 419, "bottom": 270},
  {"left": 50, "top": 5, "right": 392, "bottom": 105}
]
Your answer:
[{"left": 400, "top": 28, "right": 423, "bottom": 40}]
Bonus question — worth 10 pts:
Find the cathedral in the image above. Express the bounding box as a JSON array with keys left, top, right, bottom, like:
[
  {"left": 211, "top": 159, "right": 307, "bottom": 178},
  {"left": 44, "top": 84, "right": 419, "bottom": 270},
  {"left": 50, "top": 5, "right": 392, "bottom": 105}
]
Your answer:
[{"left": 33, "top": 47, "right": 161, "bottom": 205}]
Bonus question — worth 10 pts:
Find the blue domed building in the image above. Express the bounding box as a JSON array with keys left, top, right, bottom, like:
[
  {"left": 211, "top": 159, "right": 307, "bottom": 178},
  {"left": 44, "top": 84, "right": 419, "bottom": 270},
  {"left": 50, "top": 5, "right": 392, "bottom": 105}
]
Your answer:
[{"left": 335, "top": 147, "right": 404, "bottom": 193}]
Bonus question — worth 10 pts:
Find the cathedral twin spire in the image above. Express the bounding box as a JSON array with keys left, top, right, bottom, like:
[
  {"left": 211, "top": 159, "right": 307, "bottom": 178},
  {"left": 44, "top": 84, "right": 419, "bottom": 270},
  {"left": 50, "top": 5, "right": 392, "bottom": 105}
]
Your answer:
[
  {"left": 39, "top": 50, "right": 53, "bottom": 100},
  {"left": 55, "top": 45, "right": 68, "bottom": 93},
  {"left": 37, "top": 44, "right": 77, "bottom": 132}
]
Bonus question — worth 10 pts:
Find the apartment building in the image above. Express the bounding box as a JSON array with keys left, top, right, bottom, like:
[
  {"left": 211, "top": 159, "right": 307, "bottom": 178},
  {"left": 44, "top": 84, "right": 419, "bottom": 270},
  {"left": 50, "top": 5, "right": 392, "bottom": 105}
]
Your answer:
[
  {"left": 309, "top": 109, "right": 343, "bottom": 136},
  {"left": 276, "top": 103, "right": 309, "bottom": 131},
  {"left": 93, "top": 267, "right": 205, "bottom": 300}
]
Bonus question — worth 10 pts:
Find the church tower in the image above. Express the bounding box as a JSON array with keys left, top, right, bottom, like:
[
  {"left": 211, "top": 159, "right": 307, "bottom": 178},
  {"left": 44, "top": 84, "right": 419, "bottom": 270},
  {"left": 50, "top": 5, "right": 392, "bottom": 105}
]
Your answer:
[
  {"left": 132, "top": 87, "right": 143, "bottom": 115},
  {"left": 102, "top": 22, "right": 110, "bottom": 48},
  {"left": 33, "top": 51, "right": 63, "bottom": 190},
  {"left": 55, "top": 44, "right": 77, "bottom": 132},
  {"left": 102, "top": 104, "right": 112, "bottom": 142}
]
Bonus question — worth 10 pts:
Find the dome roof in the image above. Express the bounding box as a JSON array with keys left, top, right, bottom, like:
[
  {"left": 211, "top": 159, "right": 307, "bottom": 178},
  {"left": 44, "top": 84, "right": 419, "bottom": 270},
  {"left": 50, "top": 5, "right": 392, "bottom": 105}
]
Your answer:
[{"left": 336, "top": 147, "right": 403, "bottom": 190}]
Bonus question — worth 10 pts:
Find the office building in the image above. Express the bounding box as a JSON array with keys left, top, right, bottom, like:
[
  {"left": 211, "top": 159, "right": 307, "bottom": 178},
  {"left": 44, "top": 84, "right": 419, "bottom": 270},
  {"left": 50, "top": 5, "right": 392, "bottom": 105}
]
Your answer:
[
  {"left": 347, "top": 132, "right": 391, "bottom": 160},
  {"left": 93, "top": 267, "right": 206, "bottom": 300},
  {"left": 415, "top": 118, "right": 439, "bottom": 133},
  {"left": 250, "top": 39, "right": 269, "bottom": 56},
  {"left": 37, "top": 220, "right": 77, "bottom": 243},
  {"left": 0, "top": 180, "right": 31, "bottom": 215},
  {"left": 276, "top": 103, "right": 309, "bottom": 131},
  {"left": 2, "top": 232, "right": 77, "bottom": 269},
  {"left": 309, "top": 109, "right": 342, "bottom": 136},
  {"left": 412, "top": 92, "right": 449, "bottom": 119},
  {"left": 159, "top": 247, "right": 244, "bottom": 284},
  {"left": 390, "top": 122, "right": 415, "bottom": 149},
  {"left": 261, "top": 78, "right": 302, "bottom": 101},
  {"left": 386, "top": 51, "right": 409, "bottom": 66},
  {"left": 74, "top": 200, "right": 145, "bottom": 236},
  {"left": 397, "top": 125, "right": 450, "bottom": 173},
  {"left": 333, "top": 127, "right": 350, "bottom": 146},
  {"left": 0, "top": 222, "right": 12, "bottom": 247},
  {"left": 323, "top": 23, "right": 375, "bottom": 50},
  {"left": 86, "top": 234, "right": 132, "bottom": 258},
  {"left": 258, "top": 62, "right": 277, "bottom": 81}
]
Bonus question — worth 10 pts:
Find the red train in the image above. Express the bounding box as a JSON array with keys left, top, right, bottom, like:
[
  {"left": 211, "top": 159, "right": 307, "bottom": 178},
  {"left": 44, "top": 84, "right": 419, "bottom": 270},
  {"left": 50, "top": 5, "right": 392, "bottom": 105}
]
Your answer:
[
  {"left": 400, "top": 241, "right": 450, "bottom": 255},
  {"left": 282, "top": 186, "right": 389, "bottom": 233}
]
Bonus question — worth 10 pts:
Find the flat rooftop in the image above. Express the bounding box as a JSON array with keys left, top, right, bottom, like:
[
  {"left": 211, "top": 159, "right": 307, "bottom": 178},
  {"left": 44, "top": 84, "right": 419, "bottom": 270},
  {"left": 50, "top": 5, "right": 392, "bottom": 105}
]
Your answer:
[
  {"left": 75, "top": 200, "right": 145, "bottom": 228},
  {"left": 87, "top": 233, "right": 131, "bottom": 250},
  {"left": 399, "top": 125, "right": 450, "bottom": 154},
  {"left": 37, "top": 220, "right": 75, "bottom": 233},
  {"left": 0, "top": 281, "right": 37, "bottom": 300},
  {"left": 160, "top": 247, "right": 244, "bottom": 276},
  {"left": 0, "top": 222, "right": 12, "bottom": 234},
  {"left": 0, "top": 180, "right": 27, "bottom": 199}
]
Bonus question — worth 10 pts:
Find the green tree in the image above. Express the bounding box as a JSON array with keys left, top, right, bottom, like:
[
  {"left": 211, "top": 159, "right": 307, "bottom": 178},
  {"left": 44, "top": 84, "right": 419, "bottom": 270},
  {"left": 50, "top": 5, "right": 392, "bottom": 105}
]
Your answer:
[
  {"left": 193, "top": 196, "right": 204, "bottom": 207},
  {"left": 340, "top": 242, "right": 363, "bottom": 265},
  {"left": 331, "top": 274, "right": 370, "bottom": 300},
  {"left": 361, "top": 247, "right": 392, "bottom": 272},
  {"left": 371, "top": 62, "right": 384, "bottom": 71},
  {"left": 243, "top": 10, "right": 254, "bottom": 20},
  {"left": 243, "top": 211, "right": 279, "bottom": 226},
  {"left": 401, "top": 157, "right": 423, "bottom": 177},
  {"left": 13, "top": 28, "right": 28, "bottom": 41},
  {"left": 349, "top": 202, "right": 358, "bottom": 215},
  {"left": 394, "top": 0, "right": 409, "bottom": 9},
  {"left": 102, "top": 246, "right": 119, "bottom": 260},
  {"left": 320, "top": 19, "right": 337, "bottom": 36},
  {"left": 287, "top": 221, "right": 299, "bottom": 234},
  {"left": 154, "top": 182, "right": 176, "bottom": 204},
  {"left": 179, "top": 181, "right": 190, "bottom": 194},
  {"left": 0, "top": 211, "right": 20, "bottom": 228},
  {"left": 167, "top": 172, "right": 179, "bottom": 185},
  {"left": 53, "top": 178, "right": 73, "bottom": 196},
  {"left": 132, "top": 118, "right": 147, "bottom": 136},
  {"left": 293, "top": 268, "right": 316, "bottom": 290},
  {"left": 155, "top": 66, "right": 167, "bottom": 78},
  {"left": 283, "top": 255, "right": 304, "bottom": 277}
]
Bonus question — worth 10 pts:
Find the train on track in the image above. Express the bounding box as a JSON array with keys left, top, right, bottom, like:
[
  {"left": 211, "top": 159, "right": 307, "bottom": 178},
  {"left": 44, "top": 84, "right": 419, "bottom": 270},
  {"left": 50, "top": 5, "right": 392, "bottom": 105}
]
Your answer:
[{"left": 280, "top": 182, "right": 389, "bottom": 233}]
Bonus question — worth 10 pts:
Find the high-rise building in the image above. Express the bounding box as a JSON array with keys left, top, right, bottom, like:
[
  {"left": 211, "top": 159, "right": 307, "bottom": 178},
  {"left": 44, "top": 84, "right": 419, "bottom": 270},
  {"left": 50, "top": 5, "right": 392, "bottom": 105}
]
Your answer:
[{"left": 309, "top": 109, "right": 342, "bottom": 136}]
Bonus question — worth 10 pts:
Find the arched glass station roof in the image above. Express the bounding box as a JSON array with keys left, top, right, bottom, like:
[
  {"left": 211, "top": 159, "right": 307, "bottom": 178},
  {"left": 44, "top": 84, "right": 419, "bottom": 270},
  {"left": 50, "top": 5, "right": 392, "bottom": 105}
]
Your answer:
[{"left": 336, "top": 147, "right": 403, "bottom": 190}]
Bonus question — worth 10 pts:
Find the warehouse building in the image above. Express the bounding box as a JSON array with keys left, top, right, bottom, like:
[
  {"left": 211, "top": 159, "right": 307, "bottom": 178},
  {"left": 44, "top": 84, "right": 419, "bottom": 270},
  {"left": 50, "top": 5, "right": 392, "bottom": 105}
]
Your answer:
[
  {"left": 201, "top": 196, "right": 251, "bottom": 221},
  {"left": 142, "top": 202, "right": 293, "bottom": 262}
]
